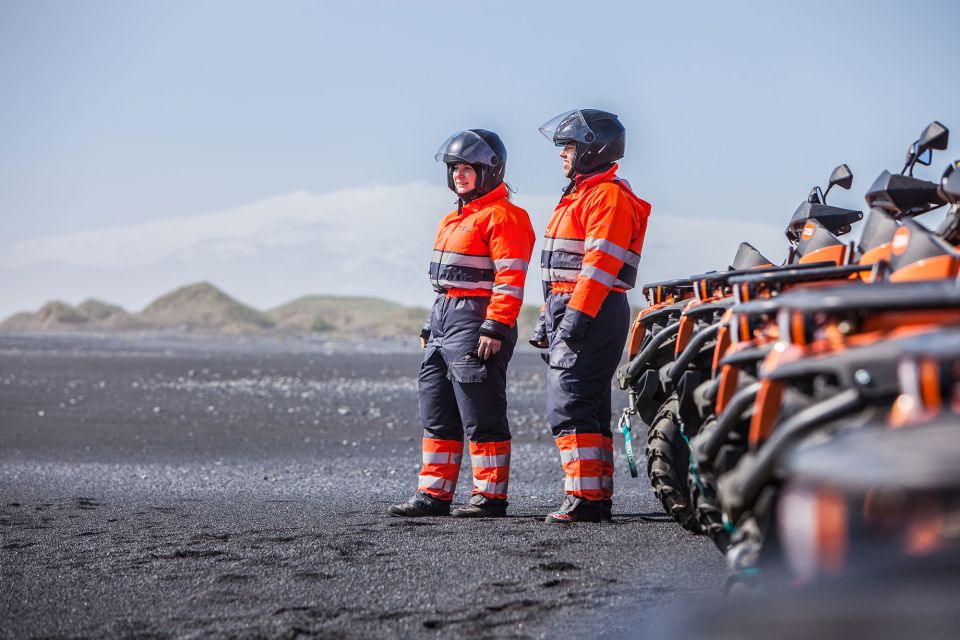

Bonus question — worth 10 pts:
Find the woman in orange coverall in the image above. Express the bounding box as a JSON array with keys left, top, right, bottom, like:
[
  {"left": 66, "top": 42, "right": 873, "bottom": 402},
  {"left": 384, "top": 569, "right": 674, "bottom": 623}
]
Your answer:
[{"left": 388, "top": 129, "right": 535, "bottom": 519}]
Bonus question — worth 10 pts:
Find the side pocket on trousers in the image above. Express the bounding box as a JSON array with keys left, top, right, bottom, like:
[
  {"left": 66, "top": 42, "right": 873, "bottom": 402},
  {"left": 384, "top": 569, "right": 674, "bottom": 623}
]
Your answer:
[
  {"left": 447, "top": 354, "right": 488, "bottom": 383},
  {"left": 546, "top": 337, "right": 579, "bottom": 370},
  {"left": 420, "top": 344, "right": 437, "bottom": 372}
]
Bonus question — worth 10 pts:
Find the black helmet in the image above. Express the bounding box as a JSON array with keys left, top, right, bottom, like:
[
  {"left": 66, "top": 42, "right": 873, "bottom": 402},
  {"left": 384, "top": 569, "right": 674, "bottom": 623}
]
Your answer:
[
  {"left": 539, "top": 109, "right": 625, "bottom": 177},
  {"left": 435, "top": 129, "right": 507, "bottom": 200}
]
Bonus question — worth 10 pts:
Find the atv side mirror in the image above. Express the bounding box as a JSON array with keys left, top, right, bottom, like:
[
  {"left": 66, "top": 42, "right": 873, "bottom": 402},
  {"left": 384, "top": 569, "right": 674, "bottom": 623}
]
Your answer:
[
  {"left": 822, "top": 163, "right": 853, "bottom": 202},
  {"left": 917, "top": 121, "right": 949, "bottom": 154},
  {"left": 903, "top": 121, "right": 949, "bottom": 176},
  {"left": 828, "top": 164, "right": 853, "bottom": 190}
]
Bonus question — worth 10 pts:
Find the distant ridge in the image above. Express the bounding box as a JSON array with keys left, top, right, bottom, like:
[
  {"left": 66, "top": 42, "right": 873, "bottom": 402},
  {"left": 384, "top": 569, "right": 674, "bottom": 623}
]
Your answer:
[
  {"left": 0, "top": 301, "right": 88, "bottom": 331},
  {"left": 0, "top": 282, "right": 432, "bottom": 338},
  {"left": 268, "top": 295, "right": 426, "bottom": 337},
  {"left": 139, "top": 282, "right": 273, "bottom": 335}
]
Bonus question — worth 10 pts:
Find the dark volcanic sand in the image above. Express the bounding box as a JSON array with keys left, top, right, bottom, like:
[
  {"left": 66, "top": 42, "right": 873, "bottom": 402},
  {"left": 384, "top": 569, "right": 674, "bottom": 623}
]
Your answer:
[{"left": 0, "top": 332, "right": 724, "bottom": 639}]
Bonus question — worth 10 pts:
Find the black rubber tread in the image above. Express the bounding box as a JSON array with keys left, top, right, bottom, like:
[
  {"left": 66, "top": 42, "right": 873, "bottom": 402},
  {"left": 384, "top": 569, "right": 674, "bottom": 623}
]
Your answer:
[
  {"left": 688, "top": 416, "right": 730, "bottom": 552},
  {"left": 688, "top": 461, "right": 730, "bottom": 551},
  {"left": 689, "top": 410, "right": 754, "bottom": 552},
  {"left": 646, "top": 396, "right": 702, "bottom": 534}
]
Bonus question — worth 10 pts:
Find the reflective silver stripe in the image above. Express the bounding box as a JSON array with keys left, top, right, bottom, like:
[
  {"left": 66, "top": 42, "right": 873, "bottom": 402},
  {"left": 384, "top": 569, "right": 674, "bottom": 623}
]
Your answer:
[
  {"left": 583, "top": 238, "right": 642, "bottom": 269},
  {"left": 581, "top": 264, "right": 617, "bottom": 287},
  {"left": 436, "top": 279, "right": 494, "bottom": 290},
  {"left": 585, "top": 237, "right": 630, "bottom": 261},
  {"left": 543, "top": 266, "right": 632, "bottom": 289},
  {"left": 494, "top": 258, "right": 529, "bottom": 272},
  {"left": 559, "top": 448, "right": 613, "bottom": 465},
  {"left": 423, "top": 451, "right": 463, "bottom": 465},
  {"left": 432, "top": 250, "right": 495, "bottom": 270},
  {"left": 564, "top": 475, "right": 613, "bottom": 492},
  {"left": 542, "top": 267, "right": 579, "bottom": 283},
  {"left": 419, "top": 475, "right": 456, "bottom": 493},
  {"left": 472, "top": 454, "right": 511, "bottom": 468},
  {"left": 492, "top": 283, "right": 523, "bottom": 300},
  {"left": 474, "top": 479, "right": 508, "bottom": 495},
  {"left": 549, "top": 237, "right": 585, "bottom": 254}
]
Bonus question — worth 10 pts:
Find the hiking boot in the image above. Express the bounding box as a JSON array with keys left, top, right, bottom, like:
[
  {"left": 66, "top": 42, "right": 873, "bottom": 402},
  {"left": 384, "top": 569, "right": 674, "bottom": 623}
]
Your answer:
[
  {"left": 544, "top": 495, "right": 612, "bottom": 523},
  {"left": 451, "top": 493, "right": 508, "bottom": 518},
  {"left": 387, "top": 492, "right": 451, "bottom": 517}
]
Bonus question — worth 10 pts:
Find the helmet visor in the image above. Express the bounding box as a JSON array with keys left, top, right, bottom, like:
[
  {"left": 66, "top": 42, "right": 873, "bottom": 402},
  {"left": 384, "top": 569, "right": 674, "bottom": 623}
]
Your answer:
[
  {"left": 539, "top": 109, "right": 596, "bottom": 146},
  {"left": 435, "top": 130, "right": 501, "bottom": 167}
]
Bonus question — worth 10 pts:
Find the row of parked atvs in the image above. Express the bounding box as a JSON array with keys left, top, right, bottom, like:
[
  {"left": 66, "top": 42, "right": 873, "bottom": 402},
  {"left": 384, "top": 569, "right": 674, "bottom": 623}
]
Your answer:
[{"left": 617, "top": 120, "right": 960, "bottom": 596}]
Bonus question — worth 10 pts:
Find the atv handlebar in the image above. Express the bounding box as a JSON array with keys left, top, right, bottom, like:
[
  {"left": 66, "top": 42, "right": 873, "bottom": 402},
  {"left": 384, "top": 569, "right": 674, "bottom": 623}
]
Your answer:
[
  {"left": 668, "top": 322, "right": 721, "bottom": 388},
  {"left": 617, "top": 321, "right": 681, "bottom": 390}
]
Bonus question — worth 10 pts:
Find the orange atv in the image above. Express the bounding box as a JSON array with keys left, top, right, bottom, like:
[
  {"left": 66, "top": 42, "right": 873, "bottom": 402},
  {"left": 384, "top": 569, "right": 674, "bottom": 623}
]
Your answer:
[{"left": 618, "top": 164, "right": 863, "bottom": 533}]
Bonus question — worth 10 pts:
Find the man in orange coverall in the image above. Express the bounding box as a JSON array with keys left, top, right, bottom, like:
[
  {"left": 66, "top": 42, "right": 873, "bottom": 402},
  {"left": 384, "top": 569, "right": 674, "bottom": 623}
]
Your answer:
[{"left": 531, "top": 109, "right": 651, "bottom": 523}]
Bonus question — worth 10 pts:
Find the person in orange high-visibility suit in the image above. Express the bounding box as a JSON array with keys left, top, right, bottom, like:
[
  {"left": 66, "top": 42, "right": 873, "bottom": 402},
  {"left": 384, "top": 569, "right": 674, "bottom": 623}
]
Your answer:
[
  {"left": 531, "top": 109, "right": 651, "bottom": 523},
  {"left": 389, "top": 129, "right": 535, "bottom": 518}
]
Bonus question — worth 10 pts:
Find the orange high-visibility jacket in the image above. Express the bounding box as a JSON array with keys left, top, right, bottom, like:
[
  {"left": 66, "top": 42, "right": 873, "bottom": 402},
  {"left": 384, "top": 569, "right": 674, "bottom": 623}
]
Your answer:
[
  {"left": 429, "top": 183, "right": 536, "bottom": 339},
  {"left": 541, "top": 164, "right": 651, "bottom": 340}
]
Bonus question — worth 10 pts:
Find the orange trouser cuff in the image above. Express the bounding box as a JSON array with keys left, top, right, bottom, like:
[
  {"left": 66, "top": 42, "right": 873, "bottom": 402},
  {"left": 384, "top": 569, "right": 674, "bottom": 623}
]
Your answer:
[
  {"left": 417, "top": 438, "right": 463, "bottom": 501},
  {"left": 555, "top": 433, "right": 614, "bottom": 500},
  {"left": 469, "top": 440, "right": 510, "bottom": 500}
]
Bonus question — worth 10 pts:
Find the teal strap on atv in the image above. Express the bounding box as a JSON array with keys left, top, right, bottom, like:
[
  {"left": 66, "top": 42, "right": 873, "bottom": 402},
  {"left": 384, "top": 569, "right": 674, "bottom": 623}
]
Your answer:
[
  {"left": 618, "top": 409, "right": 639, "bottom": 478},
  {"left": 618, "top": 390, "right": 641, "bottom": 478},
  {"left": 679, "top": 420, "right": 706, "bottom": 496}
]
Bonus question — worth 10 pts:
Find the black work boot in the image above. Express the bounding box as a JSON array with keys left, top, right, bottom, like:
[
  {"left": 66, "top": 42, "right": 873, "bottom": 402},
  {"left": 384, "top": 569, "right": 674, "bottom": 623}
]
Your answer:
[
  {"left": 544, "top": 495, "right": 612, "bottom": 523},
  {"left": 451, "top": 493, "right": 508, "bottom": 518},
  {"left": 387, "top": 492, "right": 451, "bottom": 517}
]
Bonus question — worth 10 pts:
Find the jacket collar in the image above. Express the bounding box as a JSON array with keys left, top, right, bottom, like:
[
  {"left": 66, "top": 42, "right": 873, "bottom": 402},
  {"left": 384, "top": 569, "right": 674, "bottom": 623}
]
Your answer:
[
  {"left": 461, "top": 182, "right": 509, "bottom": 214},
  {"left": 572, "top": 163, "right": 619, "bottom": 192}
]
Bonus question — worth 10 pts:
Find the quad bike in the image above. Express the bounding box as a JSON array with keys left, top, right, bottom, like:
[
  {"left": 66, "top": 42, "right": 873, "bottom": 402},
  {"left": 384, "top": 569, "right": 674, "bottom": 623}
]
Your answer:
[
  {"left": 618, "top": 162, "right": 866, "bottom": 538},
  {"left": 618, "top": 120, "right": 959, "bottom": 565},
  {"left": 710, "top": 124, "right": 959, "bottom": 585}
]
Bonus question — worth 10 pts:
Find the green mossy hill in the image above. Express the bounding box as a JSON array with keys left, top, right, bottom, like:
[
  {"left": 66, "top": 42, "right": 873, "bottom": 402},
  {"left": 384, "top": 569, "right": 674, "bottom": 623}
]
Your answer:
[
  {"left": 0, "top": 311, "right": 35, "bottom": 331},
  {"left": 269, "top": 296, "right": 428, "bottom": 338},
  {"left": 139, "top": 282, "right": 275, "bottom": 334},
  {"left": 0, "top": 301, "right": 89, "bottom": 331},
  {"left": 77, "top": 299, "right": 145, "bottom": 329},
  {"left": 76, "top": 299, "right": 126, "bottom": 321},
  {"left": 0, "top": 298, "right": 147, "bottom": 331}
]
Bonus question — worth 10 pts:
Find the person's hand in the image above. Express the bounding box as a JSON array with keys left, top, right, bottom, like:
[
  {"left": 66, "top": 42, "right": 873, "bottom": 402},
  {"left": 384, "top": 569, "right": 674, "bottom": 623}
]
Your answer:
[
  {"left": 477, "top": 336, "right": 501, "bottom": 360},
  {"left": 419, "top": 337, "right": 428, "bottom": 350},
  {"left": 529, "top": 336, "right": 548, "bottom": 349}
]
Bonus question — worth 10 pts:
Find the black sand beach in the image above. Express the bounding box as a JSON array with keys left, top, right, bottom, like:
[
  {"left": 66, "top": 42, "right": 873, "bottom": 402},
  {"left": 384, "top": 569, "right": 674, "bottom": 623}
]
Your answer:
[{"left": 1, "top": 333, "right": 724, "bottom": 639}]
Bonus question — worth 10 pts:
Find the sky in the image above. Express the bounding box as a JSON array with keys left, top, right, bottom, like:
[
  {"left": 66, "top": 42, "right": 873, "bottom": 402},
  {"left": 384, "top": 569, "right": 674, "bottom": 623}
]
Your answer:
[{"left": 1, "top": 0, "right": 958, "bottom": 317}]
